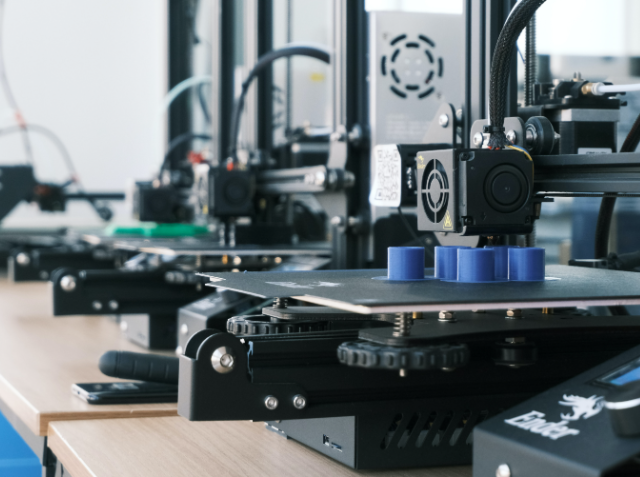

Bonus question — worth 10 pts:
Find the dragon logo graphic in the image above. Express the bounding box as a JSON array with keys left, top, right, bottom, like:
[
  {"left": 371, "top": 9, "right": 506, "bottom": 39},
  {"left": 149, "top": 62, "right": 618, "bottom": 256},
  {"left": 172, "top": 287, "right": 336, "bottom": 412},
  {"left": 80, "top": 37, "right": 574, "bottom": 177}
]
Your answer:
[{"left": 558, "top": 395, "right": 604, "bottom": 421}]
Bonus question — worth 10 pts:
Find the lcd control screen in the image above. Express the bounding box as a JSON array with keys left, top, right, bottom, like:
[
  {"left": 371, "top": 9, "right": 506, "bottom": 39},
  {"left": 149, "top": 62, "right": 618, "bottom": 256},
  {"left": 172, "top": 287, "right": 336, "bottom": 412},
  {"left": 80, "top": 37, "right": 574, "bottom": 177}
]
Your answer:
[{"left": 596, "top": 357, "right": 640, "bottom": 387}]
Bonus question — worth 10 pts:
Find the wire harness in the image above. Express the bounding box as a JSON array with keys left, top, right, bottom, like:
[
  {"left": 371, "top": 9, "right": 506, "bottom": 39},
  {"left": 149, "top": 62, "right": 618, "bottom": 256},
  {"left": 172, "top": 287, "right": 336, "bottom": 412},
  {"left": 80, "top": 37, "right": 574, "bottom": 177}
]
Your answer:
[{"left": 488, "top": 0, "right": 547, "bottom": 150}]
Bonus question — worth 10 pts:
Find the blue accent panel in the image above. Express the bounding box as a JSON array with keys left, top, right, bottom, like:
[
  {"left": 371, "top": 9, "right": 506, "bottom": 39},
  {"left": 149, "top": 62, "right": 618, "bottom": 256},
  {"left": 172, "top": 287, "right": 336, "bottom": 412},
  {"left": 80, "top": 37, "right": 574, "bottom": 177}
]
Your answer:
[{"left": 0, "top": 412, "right": 40, "bottom": 477}]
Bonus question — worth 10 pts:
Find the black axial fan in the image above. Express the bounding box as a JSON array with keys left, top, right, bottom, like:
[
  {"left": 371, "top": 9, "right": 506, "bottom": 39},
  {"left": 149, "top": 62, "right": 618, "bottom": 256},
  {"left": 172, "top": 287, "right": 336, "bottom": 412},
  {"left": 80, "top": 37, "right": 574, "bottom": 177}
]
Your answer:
[{"left": 421, "top": 158, "right": 449, "bottom": 224}]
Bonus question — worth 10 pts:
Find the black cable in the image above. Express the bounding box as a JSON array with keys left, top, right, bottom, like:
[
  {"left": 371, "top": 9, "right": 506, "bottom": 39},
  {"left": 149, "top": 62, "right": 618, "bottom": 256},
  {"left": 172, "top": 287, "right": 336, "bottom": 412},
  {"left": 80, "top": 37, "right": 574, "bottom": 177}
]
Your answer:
[
  {"left": 0, "top": 124, "right": 79, "bottom": 183},
  {"left": 594, "top": 112, "right": 640, "bottom": 259},
  {"left": 161, "top": 132, "right": 212, "bottom": 172},
  {"left": 197, "top": 82, "right": 211, "bottom": 124},
  {"left": 0, "top": 0, "right": 34, "bottom": 165},
  {"left": 228, "top": 44, "right": 330, "bottom": 163},
  {"left": 488, "top": 0, "right": 546, "bottom": 149}
]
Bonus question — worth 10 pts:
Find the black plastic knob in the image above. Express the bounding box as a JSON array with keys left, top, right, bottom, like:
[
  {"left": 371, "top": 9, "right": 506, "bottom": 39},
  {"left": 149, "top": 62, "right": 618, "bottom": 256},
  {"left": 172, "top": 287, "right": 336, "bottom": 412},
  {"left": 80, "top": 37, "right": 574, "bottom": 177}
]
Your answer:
[{"left": 605, "top": 381, "right": 640, "bottom": 437}]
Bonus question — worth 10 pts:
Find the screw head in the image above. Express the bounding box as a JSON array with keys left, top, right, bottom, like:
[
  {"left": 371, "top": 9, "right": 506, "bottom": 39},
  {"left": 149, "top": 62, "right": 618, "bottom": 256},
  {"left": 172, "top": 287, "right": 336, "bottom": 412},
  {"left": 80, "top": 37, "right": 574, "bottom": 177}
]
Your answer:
[
  {"left": 15, "top": 252, "right": 30, "bottom": 266},
  {"left": 180, "top": 323, "right": 189, "bottom": 335},
  {"left": 506, "top": 309, "right": 523, "bottom": 319},
  {"left": 108, "top": 300, "right": 119, "bottom": 311},
  {"left": 211, "top": 346, "right": 235, "bottom": 374},
  {"left": 120, "top": 321, "right": 128, "bottom": 332},
  {"left": 293, "top": 394, "right": 307, "bottom": 410},
  {"left": 60, "top": 275, "right": 77, "bottom": 292},
  {"left": 473, "top": 132, "right": 484, "bottom": 147},
  {"left": 92, "top": 301, "right": 103, "bottom": 311},
  {"left": 39, "top": 271, "right": 49, "bottom": 280},
  {"left": 439, "top": 311, "right": 455, "bottom": 321},
  {"left": 439, "top": 114, "right": 450, "bottom": 128},
  {"left": 496, "top": 464, "right": 511, "bottom": 477},
  {"left": 506, "top": 129, "right": 517, "bottom": 143},
  {"left": 264, "top": 395, "right": 279, "bottom": 410}
]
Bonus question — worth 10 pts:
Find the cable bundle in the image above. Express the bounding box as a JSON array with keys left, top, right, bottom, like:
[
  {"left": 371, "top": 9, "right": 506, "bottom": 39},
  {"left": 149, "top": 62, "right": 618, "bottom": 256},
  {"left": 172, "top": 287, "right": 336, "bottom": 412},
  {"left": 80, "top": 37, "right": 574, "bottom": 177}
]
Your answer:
[{"left": 488, "top": 0, "right": 547, "bottom": 150}]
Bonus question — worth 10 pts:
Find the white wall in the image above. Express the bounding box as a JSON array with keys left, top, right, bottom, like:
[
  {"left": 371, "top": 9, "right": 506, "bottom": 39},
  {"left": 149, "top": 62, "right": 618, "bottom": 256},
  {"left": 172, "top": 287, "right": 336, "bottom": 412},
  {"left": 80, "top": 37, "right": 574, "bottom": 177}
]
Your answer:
[{"left": 1, "top": 0, "right": 166, "bottom": 227}]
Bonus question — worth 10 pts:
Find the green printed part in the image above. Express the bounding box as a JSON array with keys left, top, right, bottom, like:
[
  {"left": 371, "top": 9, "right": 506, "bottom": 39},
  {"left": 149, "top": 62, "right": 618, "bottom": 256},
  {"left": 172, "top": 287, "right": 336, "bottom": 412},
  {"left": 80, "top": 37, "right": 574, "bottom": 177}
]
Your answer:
[{"left": 105, "top": 223, "right": 209, "bottom": 237}]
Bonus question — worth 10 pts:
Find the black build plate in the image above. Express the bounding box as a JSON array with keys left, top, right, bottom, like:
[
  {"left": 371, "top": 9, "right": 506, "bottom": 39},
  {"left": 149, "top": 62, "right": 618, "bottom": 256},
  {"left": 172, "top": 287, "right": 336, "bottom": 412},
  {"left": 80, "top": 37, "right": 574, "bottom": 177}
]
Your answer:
[{"left": 199, "top": 265, "right": 640, "bottom": 314}]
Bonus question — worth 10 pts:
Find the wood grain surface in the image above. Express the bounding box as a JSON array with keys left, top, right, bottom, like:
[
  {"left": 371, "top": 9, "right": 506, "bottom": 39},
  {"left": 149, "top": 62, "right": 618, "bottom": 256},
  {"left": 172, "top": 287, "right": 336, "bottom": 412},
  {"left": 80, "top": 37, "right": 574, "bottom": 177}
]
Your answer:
[
  {"left": 48, "top": 418, "right": 472, "bottom": 477},
  {"left": 0, "top": 281, "right": 177, "bottom": 436}
]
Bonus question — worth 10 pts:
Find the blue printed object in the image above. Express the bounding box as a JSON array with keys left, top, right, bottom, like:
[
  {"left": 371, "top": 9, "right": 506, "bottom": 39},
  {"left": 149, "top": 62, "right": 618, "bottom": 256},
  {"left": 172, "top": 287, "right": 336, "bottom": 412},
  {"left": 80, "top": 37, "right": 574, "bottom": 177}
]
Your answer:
[
  {"left": 484, "top": 245, "right": 516, "bottom": 279},
  {"left": 457, "top": 248, "right": 496, "bottom": 282},
  {"left": 387, "top": 247, "right": 425, "bottom": 280},
  {"left": 508, "top": 247, "right": 545, "bottom": 281},
  {"left": 435, "top": 246, "right": 469, "bottom": 280}
]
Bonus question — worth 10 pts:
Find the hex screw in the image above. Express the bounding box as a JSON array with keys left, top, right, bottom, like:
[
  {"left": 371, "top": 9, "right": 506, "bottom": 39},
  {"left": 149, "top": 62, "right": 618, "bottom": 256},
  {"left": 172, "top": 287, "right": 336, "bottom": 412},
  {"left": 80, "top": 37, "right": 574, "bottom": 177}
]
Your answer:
[
  {"left": 211, "top": 346, "right": 235, "bottom": 374},
  {"left": 439, "top": 114, "right": 449, "bottom": 128},
  {"left": 273, "top": 297, "right": 288, "bottom": 309},
  {"left": 15, "top": 252, "right": 30, "bottom": 266},
  {"left": 292, "top": 395, "right": 307, "bottom": 410},
  {"left": 506, "top": 129, "right": 517, "bottom": 143},
  {"left": 92, "top": 301, "right": 103, "bottom": 311},
  {"left": 506, "top": 309, "right": 523, "bottom": 319},
  {"left": 438, "top": 311, "right": 456, "bottom": 322},
  {"left": 108, "top": 300, "right": 119, "bottom": 311},
  {"left": 473, "top": 132, "right": 484, "bottom": 147},
  {"left": 60, "top": 275, "right": 77, "bottom": 292},
  {"left": 496, "top": 464, "right": 511, "bottom": 477},
  {"left": 264, "top": 396, "right": 279, "bottom": 410}
]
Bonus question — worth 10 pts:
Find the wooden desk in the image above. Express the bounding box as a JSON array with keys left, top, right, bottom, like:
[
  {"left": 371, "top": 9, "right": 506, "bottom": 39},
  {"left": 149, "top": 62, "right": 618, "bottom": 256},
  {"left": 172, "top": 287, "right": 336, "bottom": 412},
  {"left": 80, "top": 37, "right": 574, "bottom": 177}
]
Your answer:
[
  {"left": 48, "top": 418, "right": 472, "bottom": 477},
  {"left": 0, "top": 280, "right": 177, "bottom": 474}
]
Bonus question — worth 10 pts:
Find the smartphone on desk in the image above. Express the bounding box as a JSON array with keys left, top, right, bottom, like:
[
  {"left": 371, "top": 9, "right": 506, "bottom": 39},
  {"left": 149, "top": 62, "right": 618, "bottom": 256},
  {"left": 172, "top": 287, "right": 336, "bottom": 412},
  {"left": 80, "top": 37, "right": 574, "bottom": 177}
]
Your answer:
[{"left": 71, "top": 382, "right": 178, "bottom": 405}]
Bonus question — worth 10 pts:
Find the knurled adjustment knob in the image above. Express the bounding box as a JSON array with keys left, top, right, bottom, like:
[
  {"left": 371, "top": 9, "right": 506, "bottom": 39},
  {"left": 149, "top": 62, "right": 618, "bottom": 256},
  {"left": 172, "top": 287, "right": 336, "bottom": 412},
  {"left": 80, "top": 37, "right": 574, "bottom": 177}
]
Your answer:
[
  {"left": 227, "top": 315, "right": 326, "bottom": 336},
  {"left": 605, "top": 381, "right": 640, "bottom": 437},
  {"left": 337, "top": 341, "right": 469, "bottom": 371}
]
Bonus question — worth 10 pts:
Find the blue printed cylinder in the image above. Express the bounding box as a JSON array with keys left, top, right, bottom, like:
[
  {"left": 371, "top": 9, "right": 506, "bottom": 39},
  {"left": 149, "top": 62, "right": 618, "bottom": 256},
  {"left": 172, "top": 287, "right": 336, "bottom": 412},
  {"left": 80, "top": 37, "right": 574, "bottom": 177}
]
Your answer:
[
  {"left": 435, "top": 246, "right": 469, "bottom": 280},
  {"left": 484, "top": 245, "right": 516, "bottom": 279},
  {"left": 457, "top": 248, "right": 496, "bottom": 282},
  {"left": 508, "top": 247, "right": 545, "bottom": 281},
  {"left": 388, "top": 247, "right": 425, "bottom": 280}
]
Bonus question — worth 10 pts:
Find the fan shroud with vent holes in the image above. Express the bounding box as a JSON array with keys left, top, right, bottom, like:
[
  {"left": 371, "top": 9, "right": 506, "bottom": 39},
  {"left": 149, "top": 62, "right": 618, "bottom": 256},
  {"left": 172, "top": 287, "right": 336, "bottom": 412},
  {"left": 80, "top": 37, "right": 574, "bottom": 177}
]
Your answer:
[{"left": 380, "top": 33, "right": 444, "bottom": 100}]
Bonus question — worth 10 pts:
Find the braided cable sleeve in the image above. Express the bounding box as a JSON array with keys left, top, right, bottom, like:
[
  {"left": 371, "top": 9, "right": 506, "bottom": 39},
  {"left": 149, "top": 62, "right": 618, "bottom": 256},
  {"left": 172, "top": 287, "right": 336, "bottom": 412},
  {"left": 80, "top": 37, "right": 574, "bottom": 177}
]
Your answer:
[
  {"left": 524, "top": 15, "right": 537, "bottom": 106},
  {"left": 488, "top": 0, "right": 546, "bottom": 149}
]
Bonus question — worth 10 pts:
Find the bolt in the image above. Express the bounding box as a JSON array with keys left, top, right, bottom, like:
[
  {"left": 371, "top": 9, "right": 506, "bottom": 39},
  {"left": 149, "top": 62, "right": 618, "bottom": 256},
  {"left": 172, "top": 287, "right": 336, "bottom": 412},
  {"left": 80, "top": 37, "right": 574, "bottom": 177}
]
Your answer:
[
  {"left": 175, "top": 346, "right": 183, "bottom": 356},
  {"left": 293, "top": 394, "right": 307, "bottom": 410},
  {"left": 92, "top": 301, "right": 103, "bottom": 311},
  {"left": 473, "top": 132, "right": 484, "bottom": 147},
  {"left": 506, "top": 130, "right": 517, "bottom": 143},
  {"left": 506, "top": 337, "right": 526, "bottom": 344},
  {"left": 211, "top": 346, "right": 236, "bottom": 374},
  {"left": 60, "top": 275, "right": 77, "bottom": 292},
  {"left": 438, "top": 311, "right": 456, "bottom": 322},
  {"left": 439, "top": 114, "right": 449, "bottom": 128},
  {"left": 108, "top": 300, "right": 119, "bottom": 311},
  {"left": 39, "top": 271, "right": 49, "bottom": 280},
  {"left": 399, "top": 369, "right": 408, "bottom": 377},
  {"left": 273, "top": 297, "right": 288, "bottom": 309},
  {"left": 180, "top": 323, "right": 189, "bottom": 335},
  {"left": 330, "top": 216, "right": 344, "bottom": 226},
  {"left": 393, "top": 312, "right": 412, "bottom": 337},
  {"left": 120, "top": 321, "right": 128, "bottom": 332},
  {"left": 506, "top": 309, "right": 522, "bottom": 319},
  {"left": 15, "top": 253, "right": 30, "bottom": 266},
  {"left": 496, "top": 464, "right": 511, "bottom": 477},
  {"left": 264, "top": 395, "right": 279, "bottom": 410}
]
